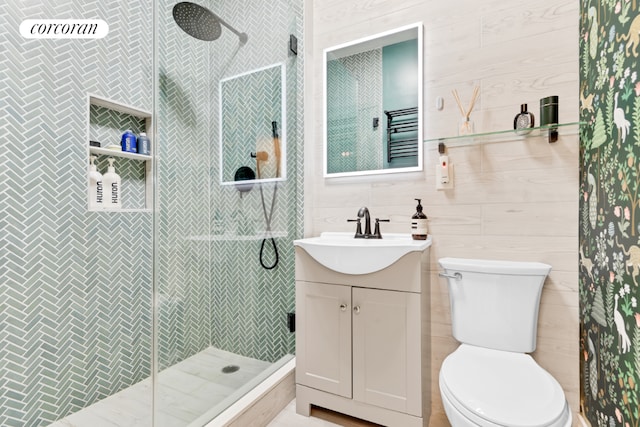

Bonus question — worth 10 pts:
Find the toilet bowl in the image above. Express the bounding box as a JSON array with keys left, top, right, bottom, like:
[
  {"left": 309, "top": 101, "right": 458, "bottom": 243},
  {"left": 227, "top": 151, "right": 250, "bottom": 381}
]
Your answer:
[
  {"left": 439, "top": 344, "right": 571, "bottom": 427},
  {"left": 438, "top": 258, "right": 572, "bottom": 427}
]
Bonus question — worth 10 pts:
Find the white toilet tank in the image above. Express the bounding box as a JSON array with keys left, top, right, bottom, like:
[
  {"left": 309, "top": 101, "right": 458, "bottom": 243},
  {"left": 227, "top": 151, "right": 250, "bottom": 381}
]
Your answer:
[{"left": 438, "top": 257, "right": 552, "bottom": 353}]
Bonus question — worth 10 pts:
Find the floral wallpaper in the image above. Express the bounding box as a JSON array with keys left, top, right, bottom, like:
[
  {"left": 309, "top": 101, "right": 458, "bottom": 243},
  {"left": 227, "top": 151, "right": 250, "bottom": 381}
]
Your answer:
[{"left": 580, "top": 0, "right": 640, "bottom": 424}]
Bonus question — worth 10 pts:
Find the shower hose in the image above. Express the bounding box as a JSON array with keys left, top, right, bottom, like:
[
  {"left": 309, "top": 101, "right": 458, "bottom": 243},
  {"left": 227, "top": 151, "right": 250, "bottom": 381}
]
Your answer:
[{"left": 259, "top": 180, "right": 279, "bottom": 270}]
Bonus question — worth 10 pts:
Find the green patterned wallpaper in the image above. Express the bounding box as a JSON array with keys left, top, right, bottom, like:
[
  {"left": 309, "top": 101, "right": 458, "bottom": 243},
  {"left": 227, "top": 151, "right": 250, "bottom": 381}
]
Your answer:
[{"left": 580, "top": 0, "right": 640, "bottom": 424}]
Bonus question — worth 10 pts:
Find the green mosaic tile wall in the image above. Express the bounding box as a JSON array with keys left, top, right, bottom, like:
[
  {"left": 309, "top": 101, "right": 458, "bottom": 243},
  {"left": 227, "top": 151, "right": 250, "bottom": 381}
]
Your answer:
[{"left": 0, "top": 1, "right": 153, "bottom": 425}]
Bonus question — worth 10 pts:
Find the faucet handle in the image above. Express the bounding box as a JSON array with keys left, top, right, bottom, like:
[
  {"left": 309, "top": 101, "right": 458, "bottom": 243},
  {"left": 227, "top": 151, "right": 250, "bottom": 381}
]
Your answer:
[
  {"left": 347, "top": 218, "right": 363, "bottom": 237},
  {"left": 373, "top": 218, "right": 390, "bottom": 239}
]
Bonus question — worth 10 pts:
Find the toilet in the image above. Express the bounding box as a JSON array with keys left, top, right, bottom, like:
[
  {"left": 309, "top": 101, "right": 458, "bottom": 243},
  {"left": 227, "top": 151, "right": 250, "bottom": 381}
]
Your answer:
[{"left": 438, "top": 257, "right": 572, "bottom": 427}]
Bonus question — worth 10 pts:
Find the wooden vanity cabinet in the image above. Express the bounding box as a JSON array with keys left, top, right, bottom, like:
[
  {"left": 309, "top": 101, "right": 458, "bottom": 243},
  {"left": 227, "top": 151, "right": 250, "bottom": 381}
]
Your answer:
[{"left": 295, "top": 246, "right": 429, "bottom": 427}]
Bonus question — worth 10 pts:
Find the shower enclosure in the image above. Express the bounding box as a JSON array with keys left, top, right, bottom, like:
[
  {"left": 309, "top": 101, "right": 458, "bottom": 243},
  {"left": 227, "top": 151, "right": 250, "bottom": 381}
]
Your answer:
[
  {"left": 153, "top": 0, "right": 302, "bottom": 424},
  {"left": 0, "top": 0, "right": 302, "bottom": 426}
]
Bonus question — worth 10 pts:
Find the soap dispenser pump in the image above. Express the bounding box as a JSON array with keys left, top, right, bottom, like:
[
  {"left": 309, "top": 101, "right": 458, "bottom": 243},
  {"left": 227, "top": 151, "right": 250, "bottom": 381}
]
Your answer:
[
  {"left": 411, "top": 198, "right": 428, "bottom": 240},
  {"left": 88, "top": 155, "right": 103, "bottom": 210},
  {"left": 102, "top": 157, "right": 122, "bottom": 209}
]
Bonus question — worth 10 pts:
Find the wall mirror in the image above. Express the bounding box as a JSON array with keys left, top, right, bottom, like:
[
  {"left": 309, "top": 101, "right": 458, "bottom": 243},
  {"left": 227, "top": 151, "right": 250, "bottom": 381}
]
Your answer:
[
  {"left": 324, "top": 23, "right": 423, "bottom": 178},
  {"left": 220, "top": 63, "right": 286, "bottom": 185}
]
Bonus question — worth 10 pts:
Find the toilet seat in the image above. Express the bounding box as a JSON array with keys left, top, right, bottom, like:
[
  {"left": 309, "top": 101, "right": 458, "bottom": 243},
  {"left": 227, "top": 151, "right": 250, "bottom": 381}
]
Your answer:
[{"left": 439, "top": 344, "right": 570, "bottom": 427}]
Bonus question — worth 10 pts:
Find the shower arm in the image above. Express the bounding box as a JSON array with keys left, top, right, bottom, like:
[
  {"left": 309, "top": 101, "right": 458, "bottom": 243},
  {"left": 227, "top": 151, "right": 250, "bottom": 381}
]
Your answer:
[{"left": 218, "top": 17, "right": 248, "bottom": 45}]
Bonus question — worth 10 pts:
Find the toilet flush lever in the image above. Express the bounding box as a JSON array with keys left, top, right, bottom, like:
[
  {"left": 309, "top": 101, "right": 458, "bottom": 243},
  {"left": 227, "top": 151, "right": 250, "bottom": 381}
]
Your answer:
[{"left": 439, "top": 272, "right": 462, "bottom": 281}]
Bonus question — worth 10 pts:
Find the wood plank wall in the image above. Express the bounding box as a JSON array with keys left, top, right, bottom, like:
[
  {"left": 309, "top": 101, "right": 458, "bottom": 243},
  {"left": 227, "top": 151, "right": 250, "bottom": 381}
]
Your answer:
[{"left": 303, "top": 0, "right": 580, "bottom": 425}]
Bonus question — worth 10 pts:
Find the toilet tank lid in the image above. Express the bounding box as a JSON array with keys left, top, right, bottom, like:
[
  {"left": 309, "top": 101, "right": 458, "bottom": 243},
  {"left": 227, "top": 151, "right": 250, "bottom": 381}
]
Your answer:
[
  {"left": 438, "top": 257, "right": 552, "bottom": 276},
  {"left": 440, "top": 344, "right": 567, "bottom": 427}
]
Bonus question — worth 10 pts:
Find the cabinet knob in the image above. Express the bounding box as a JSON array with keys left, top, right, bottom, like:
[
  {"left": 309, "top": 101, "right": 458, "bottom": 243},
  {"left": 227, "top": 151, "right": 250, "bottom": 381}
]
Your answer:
[
  {"left": 340, "top": 303, "right": 347, "bottom": 311},
  {"left": 353, "top": 305, "right": 361, "bottom": 314}
]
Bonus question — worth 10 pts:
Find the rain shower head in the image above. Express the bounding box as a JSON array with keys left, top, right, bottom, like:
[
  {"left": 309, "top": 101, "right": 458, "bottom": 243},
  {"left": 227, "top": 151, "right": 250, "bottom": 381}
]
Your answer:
[{"left": 172, "top": 2, "right": 248, "bottom": 44}]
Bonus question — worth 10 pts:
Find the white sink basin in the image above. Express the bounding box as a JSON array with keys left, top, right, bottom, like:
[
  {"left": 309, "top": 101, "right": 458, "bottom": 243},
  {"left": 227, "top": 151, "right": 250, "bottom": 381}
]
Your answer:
[{"left": 294, "top": 232, "right": 432, "bottom": 275}]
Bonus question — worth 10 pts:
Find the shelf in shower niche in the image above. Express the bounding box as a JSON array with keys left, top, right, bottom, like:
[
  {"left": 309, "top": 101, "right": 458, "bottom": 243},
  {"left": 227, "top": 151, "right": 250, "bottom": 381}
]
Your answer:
[
  {"left": 90, "top": 147, "right": 152, "bottom": 161},
  {"left": 186, "top": 231, "right": 289, "bottom": 241},
  {"left": 423, "top": 122, "right": 584, "bottom": 146}
]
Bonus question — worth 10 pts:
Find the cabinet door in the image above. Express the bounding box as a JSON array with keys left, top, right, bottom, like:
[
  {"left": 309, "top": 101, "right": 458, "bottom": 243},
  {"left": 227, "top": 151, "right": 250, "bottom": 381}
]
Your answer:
[
  {"left": 296, "top": 281, "right": 352, "bottom": 398},
  {"left": 352, "top": 288, "right": 421, "bottom": 416}
]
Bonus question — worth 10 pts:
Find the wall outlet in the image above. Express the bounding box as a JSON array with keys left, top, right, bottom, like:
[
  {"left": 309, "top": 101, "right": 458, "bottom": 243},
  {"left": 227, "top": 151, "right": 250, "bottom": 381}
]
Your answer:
[{"left": 436, "top": 162, "right": 454, "bottom": 190}]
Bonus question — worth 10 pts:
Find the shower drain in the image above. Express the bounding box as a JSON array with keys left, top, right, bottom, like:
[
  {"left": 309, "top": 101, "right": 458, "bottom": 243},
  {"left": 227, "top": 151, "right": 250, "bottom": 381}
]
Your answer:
[{"left": 221, "top": 365, "right": 240, "bottom": 374}]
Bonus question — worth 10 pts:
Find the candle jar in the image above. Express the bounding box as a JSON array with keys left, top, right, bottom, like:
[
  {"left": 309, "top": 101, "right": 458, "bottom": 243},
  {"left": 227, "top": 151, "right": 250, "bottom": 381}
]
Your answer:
[{"left": 540, "top": 96, "right": 559, "bottom": 142}]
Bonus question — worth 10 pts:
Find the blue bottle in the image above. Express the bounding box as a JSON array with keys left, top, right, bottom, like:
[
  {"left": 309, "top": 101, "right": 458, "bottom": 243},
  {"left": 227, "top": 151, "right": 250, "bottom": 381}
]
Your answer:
[
  {"left": 137, "top": 132, "right": 151, "bottom": 155},
  {"left": 121, "top": 129, "right": 137, "bottom": 153}
]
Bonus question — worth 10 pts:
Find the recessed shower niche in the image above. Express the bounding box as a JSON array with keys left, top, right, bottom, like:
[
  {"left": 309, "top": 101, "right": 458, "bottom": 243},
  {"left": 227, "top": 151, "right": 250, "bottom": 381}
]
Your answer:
[
  {"left": 219, "top": 63, "right": 287, "bottom": 185},
  {"left": 86, "top": 94, "right": 153, "bottom": 211}
]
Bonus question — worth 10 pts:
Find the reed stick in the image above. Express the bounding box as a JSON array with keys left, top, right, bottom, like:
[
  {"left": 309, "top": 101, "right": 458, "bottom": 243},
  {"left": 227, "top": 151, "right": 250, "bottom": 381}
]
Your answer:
[
  {"left": 466, "top": 86, "right": 480, "bottom": 119},
  {"left": 452, "top": 89, "right": 466, "bottom": 118}
]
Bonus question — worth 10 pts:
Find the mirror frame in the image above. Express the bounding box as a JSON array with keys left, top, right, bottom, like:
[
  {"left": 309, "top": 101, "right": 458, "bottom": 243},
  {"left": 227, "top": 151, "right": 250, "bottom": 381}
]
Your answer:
[
  {"left": 219, "top": 62, "right": 287, "bottom": 185},
  {"left": 323, "top": 22, "right": 423, "bottom": 178}
]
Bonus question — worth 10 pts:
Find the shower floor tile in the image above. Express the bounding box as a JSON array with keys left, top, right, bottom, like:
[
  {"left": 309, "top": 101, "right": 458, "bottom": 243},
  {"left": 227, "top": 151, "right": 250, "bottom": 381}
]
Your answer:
[{"left": 48, "top": 347, "right": 271, "bottom": 427}]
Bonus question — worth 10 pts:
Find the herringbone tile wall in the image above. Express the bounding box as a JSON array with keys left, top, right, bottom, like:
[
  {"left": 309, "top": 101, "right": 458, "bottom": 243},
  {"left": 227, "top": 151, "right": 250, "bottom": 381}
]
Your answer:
[
  {"left": 0, "top": 1, "right": 153, "bottom": 425},
  {"left": 0, "top": 0, "right": 302, "bottom": 425}
]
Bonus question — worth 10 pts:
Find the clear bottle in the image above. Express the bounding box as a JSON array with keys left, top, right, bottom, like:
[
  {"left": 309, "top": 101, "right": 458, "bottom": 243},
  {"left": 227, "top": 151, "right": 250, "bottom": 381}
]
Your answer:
[
  {"left": 88, "top": 155, "right": 103, "bottom": 210},
  {"left": 137, "top": 132, "right": 151, "bottom": 155},
  {"left": 411, "top": 198, "right": 428, "bottom": 240},
  {"left": 102, "top": 157, "right": 122, "bottom": 209}
]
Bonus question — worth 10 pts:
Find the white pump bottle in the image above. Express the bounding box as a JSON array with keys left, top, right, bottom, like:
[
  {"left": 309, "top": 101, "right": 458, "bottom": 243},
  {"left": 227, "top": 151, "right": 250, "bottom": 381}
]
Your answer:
[
  {"left": 88, "top": 155, "right": 103, "bottom": 210},
  {"left": 102, "top": 157, "right": 122, "bottom": 209}
]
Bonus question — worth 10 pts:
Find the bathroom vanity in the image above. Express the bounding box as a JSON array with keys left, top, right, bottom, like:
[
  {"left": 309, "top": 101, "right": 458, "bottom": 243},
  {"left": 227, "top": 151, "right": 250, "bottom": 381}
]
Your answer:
[{"left": 294, "top": 233, "right": 431, "bottom": 427}]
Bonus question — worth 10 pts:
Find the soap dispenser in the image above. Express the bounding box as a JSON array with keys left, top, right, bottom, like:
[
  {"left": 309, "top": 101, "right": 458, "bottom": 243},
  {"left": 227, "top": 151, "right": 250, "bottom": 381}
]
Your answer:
[
  {"left": 102, "top": 157, "right": 122, "bottom": 209},
  {"left": 88, "top": 155, "right": 103, "bottom": 210},
  {"left": 411, "top": 198, "right": 428, "bottom": 240}
]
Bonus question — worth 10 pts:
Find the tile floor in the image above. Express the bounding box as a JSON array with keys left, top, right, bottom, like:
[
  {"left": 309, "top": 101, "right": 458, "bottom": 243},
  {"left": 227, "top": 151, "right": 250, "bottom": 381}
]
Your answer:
[
  {"left": 46, "top": 348, "right": 379, "bottom": 427},
  {"left": 48, "top": 347, "right": 272, "bottom": 427}
]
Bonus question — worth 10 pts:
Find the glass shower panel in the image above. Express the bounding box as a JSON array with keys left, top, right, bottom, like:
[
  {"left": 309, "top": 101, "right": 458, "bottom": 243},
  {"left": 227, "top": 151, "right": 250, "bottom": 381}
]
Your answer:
[{"left": 154, "top": 0, "right": 302, "bottom": 425}]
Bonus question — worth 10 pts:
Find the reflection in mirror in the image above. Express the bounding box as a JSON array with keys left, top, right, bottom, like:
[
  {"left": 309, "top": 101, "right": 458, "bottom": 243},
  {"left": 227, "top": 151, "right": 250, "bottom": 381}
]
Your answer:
[
  {"left": 324, "top": 23, "right": 423, "bottom": 177},
  {"left": 220, "top": 63, "right": 286, "bottom": 184}
]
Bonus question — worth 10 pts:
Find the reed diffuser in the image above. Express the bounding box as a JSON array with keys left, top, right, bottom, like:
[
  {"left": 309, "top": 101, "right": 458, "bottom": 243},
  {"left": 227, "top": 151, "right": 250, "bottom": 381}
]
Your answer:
[{"left": 452, "top": 86, "right": 479, "bottom": 136}]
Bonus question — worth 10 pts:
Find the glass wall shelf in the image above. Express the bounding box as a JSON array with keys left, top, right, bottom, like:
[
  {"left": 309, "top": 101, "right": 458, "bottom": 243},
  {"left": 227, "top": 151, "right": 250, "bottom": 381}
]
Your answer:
[{"left": 423, "top": 122, "right": 584, "bottom": 145}]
